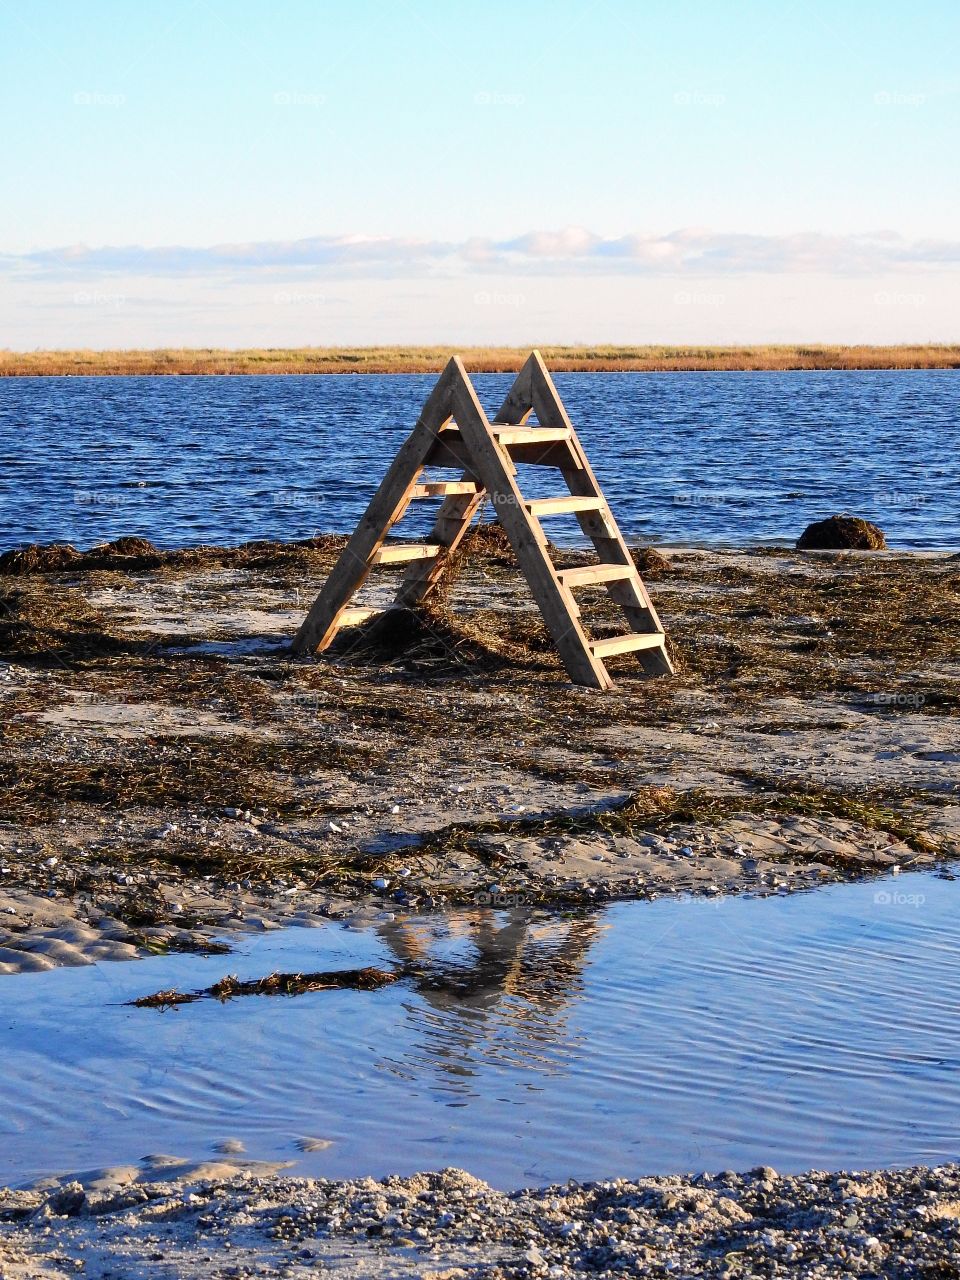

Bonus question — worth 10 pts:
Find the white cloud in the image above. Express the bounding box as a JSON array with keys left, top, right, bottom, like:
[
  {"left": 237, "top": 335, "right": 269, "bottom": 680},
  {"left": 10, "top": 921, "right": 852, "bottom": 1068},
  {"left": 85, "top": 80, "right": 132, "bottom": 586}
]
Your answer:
[
  {"left": 4, "top": 227, "right": 960, "bottom": 280},
  {"left": 2, "top": 228, "right": 959, "bottom": 347}
]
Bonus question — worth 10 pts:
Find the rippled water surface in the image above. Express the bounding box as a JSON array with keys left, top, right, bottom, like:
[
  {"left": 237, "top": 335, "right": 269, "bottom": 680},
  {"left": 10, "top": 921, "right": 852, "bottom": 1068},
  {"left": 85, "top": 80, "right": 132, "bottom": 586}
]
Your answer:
[
  {"left": 2, "top": 871, "right": 958, "bottom": 1188},
  {"left": 1, "top": 372, "right": 957, "bottom": 549}
]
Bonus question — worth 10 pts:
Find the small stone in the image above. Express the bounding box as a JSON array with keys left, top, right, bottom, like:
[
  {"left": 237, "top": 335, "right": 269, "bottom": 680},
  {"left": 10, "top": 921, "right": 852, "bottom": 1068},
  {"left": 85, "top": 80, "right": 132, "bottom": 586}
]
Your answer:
[{"left": 215, "top": 1139, "right": 246, "bottom": 1155}]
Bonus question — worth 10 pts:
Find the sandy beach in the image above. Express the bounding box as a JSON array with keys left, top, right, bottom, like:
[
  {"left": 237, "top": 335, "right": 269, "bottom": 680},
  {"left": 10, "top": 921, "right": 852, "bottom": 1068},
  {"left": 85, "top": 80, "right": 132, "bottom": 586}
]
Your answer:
[{"left": 1, "top": 533, "right": 957, "bottom": 974}]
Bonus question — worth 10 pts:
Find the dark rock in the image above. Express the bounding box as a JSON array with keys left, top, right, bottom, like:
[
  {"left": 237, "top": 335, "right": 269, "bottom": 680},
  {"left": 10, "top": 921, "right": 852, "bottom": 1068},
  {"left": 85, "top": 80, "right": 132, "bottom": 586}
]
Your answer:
[{"left": 796, "top": 515, "right": 886, "bottom": 551}]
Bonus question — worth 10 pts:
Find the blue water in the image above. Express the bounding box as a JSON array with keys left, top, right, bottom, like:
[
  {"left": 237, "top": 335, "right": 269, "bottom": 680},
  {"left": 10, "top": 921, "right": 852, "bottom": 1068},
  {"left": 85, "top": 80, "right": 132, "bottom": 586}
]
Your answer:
[
  {"left": 1, "top": 871, "right": 958, "bottom": 1187},
  {"left": 0, "top": 371, "right": 957, "bottom": 550}
]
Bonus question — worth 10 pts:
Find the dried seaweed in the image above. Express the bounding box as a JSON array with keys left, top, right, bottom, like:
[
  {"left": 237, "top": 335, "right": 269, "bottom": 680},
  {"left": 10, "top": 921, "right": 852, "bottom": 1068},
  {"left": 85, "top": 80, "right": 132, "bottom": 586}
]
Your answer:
[
  {"left": 0, "top": 535, "right": 346, "bottom": 577},
  {"left": 130, "top": 965, "right": 400, "bottom": 1007}
]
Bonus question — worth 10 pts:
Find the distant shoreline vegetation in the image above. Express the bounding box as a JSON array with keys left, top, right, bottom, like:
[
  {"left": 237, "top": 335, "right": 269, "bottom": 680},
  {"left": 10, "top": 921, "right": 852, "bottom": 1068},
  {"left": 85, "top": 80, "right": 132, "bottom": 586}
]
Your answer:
[{"left": 2, "top": 345, "right": 960, "bottom": 376}]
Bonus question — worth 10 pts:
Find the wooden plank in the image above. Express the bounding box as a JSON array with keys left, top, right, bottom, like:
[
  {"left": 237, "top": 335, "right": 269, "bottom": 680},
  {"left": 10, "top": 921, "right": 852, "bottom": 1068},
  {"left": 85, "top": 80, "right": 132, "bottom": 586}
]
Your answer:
[
  {"left": 492, "top": 358, "right": 535, "bottom": 427},
  {"left": 527, "top": 496, "right": 605, "bottom": 518},
  {"left": 410, "top": 481, "right": 479, "bottom": 498},
  {"left": 340, "top": 607, "right": 380, "bottom": 627},
  {"left": 504, "top": 440, "right": 581, "bottom": 468},
  {"left": 372, "top": 543, "right": 441, "bottom": 565},
  {"left": 291, "top": 357, "right": 461, "bottom": 654},
  {"left": 557, "top": 564, "right": 635, "bottom": 589},
  {"left": 590, "top": 632, "right": 666, "bottom": 659},
  {"left": 448, "top": 359, "right": 611, "bottom": 690},
  {"left": 492, "top": 426, "right": 571, "bottom": 446}
]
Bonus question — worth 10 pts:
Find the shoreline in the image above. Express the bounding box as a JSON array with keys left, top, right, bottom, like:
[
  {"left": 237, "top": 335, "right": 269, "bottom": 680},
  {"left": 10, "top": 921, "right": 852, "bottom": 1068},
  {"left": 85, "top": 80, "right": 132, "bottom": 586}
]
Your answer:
[
  {"left": 3, "top": 343, "right": 960, "bottom": 376},
  {"left": 1, "top": 536, "right": 957, "bottom": 975},
  {"left": 3, "top": 1159, "right": 959, "bottom": 1278},
  {"left": 3, "top": 539, "right": 958, "bottom": 1279}
]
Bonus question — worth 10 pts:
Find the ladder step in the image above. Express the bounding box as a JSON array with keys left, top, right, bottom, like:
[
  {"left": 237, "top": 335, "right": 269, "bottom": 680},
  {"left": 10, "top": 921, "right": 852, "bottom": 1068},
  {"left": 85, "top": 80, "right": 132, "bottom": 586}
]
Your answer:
[
  {"left": 527, "top": 496, "right": 605, "bottom": 518},
  {"left": 371, "top": 543, "right": 442, "bottom": 565},
  {"left": 590, "top": 631, "right": 666, "bottom": 659},
  {"left": 492, "top": 426, "right": 572, "bottom": 447},
  {"left": 410, "top": 481, "right": 480, "bottom": 498},
  {"left": 557, "top": 563, "right": 635, "bottom": 589},
  {"left": 339, "top": 607, "right": 380, "bottom": 627}
]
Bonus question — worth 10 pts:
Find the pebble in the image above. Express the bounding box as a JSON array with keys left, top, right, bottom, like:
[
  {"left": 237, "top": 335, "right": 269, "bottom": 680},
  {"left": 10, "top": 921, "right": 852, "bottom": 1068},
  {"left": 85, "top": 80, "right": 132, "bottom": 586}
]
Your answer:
[{"left": 10, "top": 1162, "right": 950, "bottom": 1278}]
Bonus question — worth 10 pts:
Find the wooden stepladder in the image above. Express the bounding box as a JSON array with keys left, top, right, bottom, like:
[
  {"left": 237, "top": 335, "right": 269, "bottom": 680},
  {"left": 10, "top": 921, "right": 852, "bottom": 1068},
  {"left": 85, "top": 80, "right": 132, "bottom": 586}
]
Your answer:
[{"left": 291, "top": 351, "right": 672, "bottom": 690}]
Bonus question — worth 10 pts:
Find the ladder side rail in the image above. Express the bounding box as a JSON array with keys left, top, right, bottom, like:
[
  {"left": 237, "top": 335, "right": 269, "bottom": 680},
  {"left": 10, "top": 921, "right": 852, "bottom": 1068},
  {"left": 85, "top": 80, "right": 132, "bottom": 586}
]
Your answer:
[
  {"left": 448, "top": 360, "right": 612, "bottom": 691},
  {"left": 291, "top": 362, "right": 461, "bottom": 654}
]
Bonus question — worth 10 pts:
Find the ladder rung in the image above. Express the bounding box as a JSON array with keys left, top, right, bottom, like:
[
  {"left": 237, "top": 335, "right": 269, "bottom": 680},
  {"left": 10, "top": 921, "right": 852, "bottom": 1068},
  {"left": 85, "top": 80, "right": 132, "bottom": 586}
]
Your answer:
[
  {"left": 527, "top": 496, "right": 605, "bottom": 518},
  {"left": 590, "top": 632, "right": 666, "bottom": 659},
  {"left": 410, "top": 481, "right": 479, "bottom": 498},
  {"left": 557, "top": 563, "right": 635, "bottom": 589},
  {"left": 492, "top": 426, "right": 571, "bottom": 447},
  {"left": 371, "top": 544, "right": 442, "bottom": 565},
  {"left": 339, "top": 607, "right": 380, "bottom": 627}
]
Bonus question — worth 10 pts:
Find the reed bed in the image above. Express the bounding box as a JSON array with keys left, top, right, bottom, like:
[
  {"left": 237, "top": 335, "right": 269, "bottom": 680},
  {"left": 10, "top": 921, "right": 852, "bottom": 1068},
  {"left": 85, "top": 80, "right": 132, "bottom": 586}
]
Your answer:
[{"left": 4, "top": 344, "right": 960, "bottom": 376}]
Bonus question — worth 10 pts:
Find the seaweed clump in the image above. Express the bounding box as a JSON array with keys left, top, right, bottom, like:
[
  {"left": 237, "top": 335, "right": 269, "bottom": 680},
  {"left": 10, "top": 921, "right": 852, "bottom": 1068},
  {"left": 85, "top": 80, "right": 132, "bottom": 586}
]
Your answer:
[
  {"left": 130, "top": 965, "right": 400, "bottom": 1007},
  {"left": 0, "top": 535, "right": 347, "bottom": 576},
  {"left": 797, "top": 515, "right": 887, "bottom": 550}
]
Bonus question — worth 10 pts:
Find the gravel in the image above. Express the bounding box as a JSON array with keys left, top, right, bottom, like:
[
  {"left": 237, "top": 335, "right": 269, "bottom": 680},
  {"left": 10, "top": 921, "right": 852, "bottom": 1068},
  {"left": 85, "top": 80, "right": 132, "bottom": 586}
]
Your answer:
[{"left": 3, "top": 1162, "right": 960, "bottom": 1278}]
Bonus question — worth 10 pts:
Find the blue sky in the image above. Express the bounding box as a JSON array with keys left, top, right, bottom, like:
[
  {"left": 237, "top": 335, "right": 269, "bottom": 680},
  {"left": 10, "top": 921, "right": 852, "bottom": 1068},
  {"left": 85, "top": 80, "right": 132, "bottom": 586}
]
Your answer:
[{"left": 2, "top": 0, "right": 958, "bottom": 346}]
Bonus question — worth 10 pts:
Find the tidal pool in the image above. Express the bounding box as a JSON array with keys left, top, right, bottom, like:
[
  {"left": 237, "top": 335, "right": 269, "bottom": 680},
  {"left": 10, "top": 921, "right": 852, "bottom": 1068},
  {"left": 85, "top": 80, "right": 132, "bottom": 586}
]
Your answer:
[{"left": 1, "top": 869, "right": 958, "bottom": 1188}]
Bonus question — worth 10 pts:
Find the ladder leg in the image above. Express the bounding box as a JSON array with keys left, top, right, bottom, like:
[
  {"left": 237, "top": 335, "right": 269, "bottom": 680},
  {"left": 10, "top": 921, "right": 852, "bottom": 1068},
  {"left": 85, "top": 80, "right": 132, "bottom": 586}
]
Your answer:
[
  {"left": 449, "top": 369, "right": 612, "bottom": 690},
  {"left": 528, "top": 353, "right": 674, "bottom": 678},
  {"left": 292, "top": 361, "right": 462, "bottom": 654}
]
